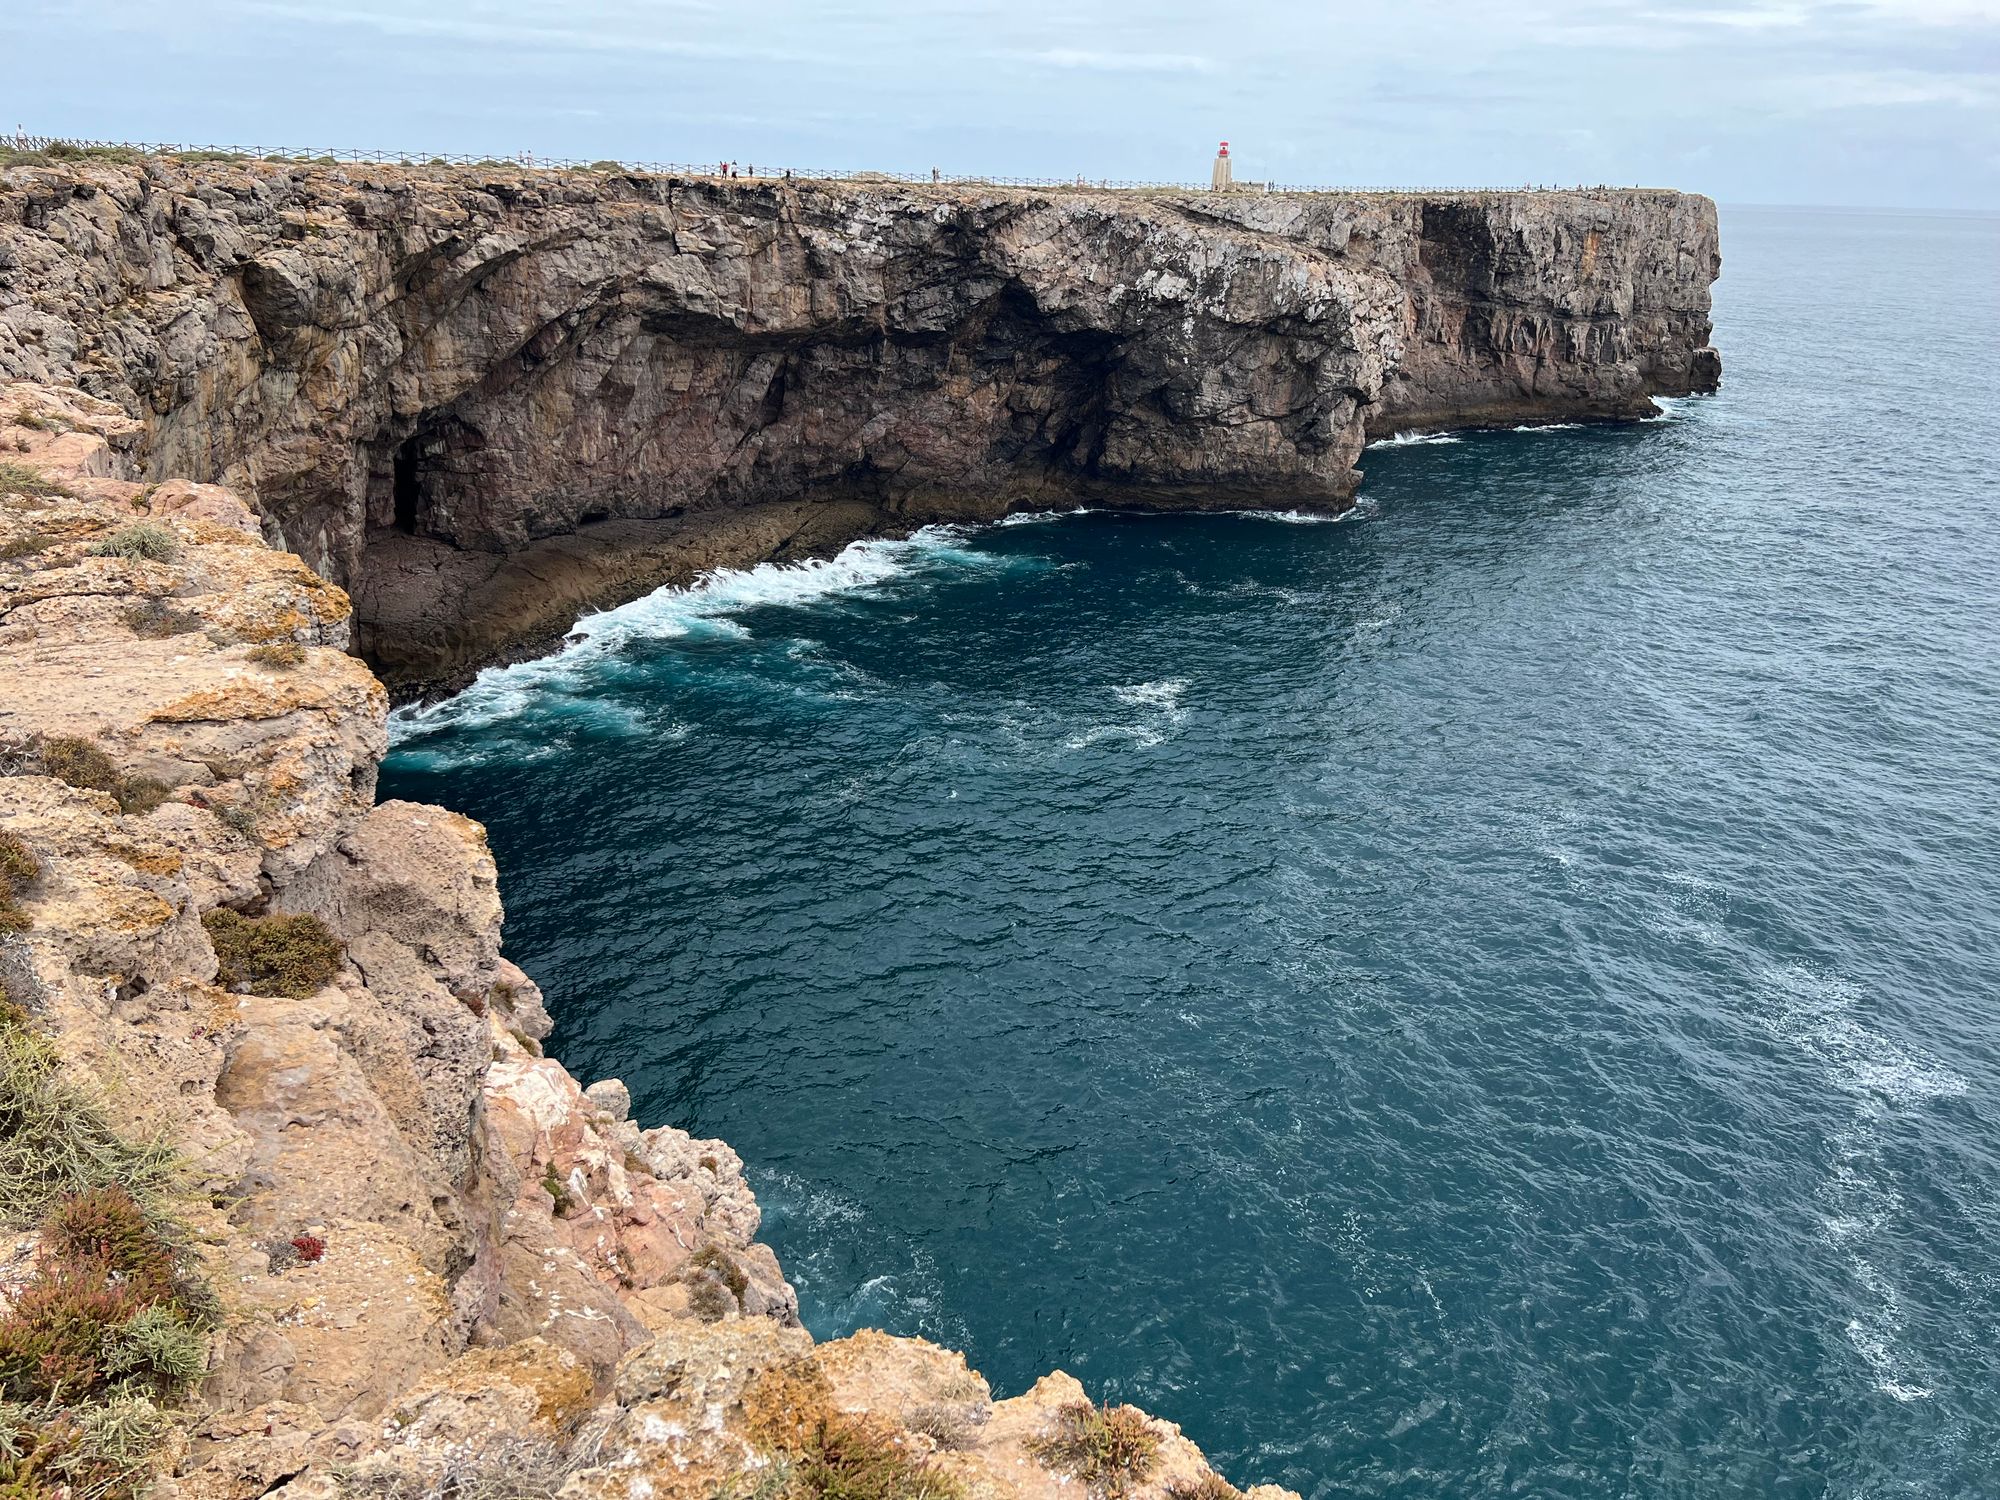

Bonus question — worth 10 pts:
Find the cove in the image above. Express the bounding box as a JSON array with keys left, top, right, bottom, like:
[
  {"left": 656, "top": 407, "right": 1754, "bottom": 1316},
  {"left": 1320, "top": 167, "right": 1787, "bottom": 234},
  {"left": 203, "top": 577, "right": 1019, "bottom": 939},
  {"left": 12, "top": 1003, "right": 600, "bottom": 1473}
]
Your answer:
[{"left": 381, "top": 207, "right": 2000, "bottom": 1499}]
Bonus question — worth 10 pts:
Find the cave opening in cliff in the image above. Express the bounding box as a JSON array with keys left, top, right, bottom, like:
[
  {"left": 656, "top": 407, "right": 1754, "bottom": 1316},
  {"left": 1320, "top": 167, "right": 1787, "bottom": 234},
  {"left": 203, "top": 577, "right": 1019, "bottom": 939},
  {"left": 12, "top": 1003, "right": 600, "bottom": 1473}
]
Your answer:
[{"left": 392, "top": 435, "right": 423, "bottom": 535}]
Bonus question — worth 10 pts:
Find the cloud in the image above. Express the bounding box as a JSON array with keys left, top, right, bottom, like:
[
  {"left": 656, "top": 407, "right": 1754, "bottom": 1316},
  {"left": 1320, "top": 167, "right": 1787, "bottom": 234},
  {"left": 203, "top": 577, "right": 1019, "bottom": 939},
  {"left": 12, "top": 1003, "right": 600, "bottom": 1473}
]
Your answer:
[
  {"left": 1778, "top": 69, "right": 1998, "bottom": 107},
  {"left": 1017, "top": 48, "right": 1217, "bottom": 74}
]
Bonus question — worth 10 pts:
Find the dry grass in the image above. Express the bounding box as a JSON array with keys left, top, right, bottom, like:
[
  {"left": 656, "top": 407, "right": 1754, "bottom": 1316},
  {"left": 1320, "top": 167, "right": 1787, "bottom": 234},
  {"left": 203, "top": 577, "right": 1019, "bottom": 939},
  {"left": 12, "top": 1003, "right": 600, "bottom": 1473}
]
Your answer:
[
  {"left": 86, "top": 525, "right": 179, "bottom": 564},
  {"left": 1028, "top": 1403, "right": 1161, "bottom": 1500},
  {"left": 245, "top": 641, "right": 306, "bottom": 668},
  {"left": 0, "top": 995, "right": 182, "bottom": 1229},
  {"left": 0, "top": 461, "right": 70, "bottom": 500}
]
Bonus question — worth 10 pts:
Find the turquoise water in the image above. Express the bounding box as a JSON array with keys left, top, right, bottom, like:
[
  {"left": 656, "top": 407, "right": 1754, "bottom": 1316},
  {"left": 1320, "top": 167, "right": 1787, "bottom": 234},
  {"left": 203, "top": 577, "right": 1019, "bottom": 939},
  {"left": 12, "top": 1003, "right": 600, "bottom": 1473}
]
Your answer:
[{"left": 382, "top": 207, "right": 2000, "bottom": 1498}]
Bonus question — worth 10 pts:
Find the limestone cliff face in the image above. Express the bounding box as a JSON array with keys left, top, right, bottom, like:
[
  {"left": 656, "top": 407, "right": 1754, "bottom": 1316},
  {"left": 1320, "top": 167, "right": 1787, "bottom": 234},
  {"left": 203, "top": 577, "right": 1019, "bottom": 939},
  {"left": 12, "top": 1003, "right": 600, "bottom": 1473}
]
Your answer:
[
  {"left": 0, "top": 159, "right": 1719, "bottom": 692},
  {"left": 0, "top": 385, "right": 1292, "bottom": 1500}
]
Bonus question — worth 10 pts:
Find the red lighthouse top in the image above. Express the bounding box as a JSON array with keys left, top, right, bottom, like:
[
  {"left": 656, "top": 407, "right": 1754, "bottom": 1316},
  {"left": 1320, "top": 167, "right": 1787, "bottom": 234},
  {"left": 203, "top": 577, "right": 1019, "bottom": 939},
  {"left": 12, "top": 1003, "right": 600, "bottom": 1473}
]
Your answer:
[{"left": 1218, "top": 141, "right": 1230, "bottom": 157}]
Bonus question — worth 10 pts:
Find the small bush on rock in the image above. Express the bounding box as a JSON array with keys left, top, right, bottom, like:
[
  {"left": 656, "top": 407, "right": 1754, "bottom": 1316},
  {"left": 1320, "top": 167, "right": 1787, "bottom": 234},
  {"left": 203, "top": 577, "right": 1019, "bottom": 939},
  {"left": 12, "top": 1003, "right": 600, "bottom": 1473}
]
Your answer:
[
  {"left": 202, "top": 909, "right": 344, "bottom": 998},
  {"left": 245, "top": 641, "right": 306, "bottom": 668},
  {"left": 36, "top": 738, "right": 170, "bottom": 816},
  {"left": 1029, "top": 1403, "right": 1161, "bottom": 1500},
  {"left": 87, "top": 525, "right": 179, "bottom": 564},
  {"left": 0, "top": 831, "right": 39, "bottom": 934},
  {"left": 120, "top": 600, "right": 201, "bottom": 639},
  {"left": 0, "top": 530, "right": 50, "bottom": 561},
  {"left": 681, "top": 1244, "right": 749, "bottom": 1322},
  {"left": 38, "top": 737, "right": 120, "bottom": 794},
  {"left": 0, "top": 1187, "right": 212, "bottom": 1406},
  {"left": 1163, "top": 1476, "right": 1242, "bottom": 1500},
  {"left": 540, "top": 1161, "right": 576, "bottom": 1218}
]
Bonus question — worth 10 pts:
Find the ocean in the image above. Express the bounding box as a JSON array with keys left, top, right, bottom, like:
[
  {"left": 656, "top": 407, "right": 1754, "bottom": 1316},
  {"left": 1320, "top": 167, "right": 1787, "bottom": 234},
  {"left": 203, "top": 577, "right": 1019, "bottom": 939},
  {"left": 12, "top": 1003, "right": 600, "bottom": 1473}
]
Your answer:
[{"left": 381, "top": 205, "right": 2000, "bottom": 1498}]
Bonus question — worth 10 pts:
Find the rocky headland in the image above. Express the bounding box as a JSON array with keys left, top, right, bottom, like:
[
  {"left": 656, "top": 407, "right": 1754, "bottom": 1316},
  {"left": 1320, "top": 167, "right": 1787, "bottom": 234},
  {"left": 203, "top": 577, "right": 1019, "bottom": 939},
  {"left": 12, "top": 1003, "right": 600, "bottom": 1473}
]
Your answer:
[
  {"left": 0, "top": 159, "right": 1720, "bottom": 695},
  {"left": 0, "top": 156, "right": 1720, "bottom": 1500}
]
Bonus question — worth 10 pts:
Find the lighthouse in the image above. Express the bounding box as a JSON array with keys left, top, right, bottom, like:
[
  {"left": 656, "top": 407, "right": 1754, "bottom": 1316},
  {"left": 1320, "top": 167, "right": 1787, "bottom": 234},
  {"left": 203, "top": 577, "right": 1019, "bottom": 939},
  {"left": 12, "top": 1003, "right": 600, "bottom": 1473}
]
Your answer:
[{"left": 1211, "top": 140, "right": 1233, "bottom": 191}]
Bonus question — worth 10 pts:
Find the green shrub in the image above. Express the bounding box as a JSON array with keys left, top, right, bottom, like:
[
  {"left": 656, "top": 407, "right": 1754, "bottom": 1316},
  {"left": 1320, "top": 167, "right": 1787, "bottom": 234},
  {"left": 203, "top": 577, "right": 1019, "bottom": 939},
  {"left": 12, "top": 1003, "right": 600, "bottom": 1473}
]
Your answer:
[
  {"left": 541, "top": 1160, "right": 575, "bottom": 1218},
  {"left": 0, "top": 1395, "right": 174, "bottom": 1500},
  {"left": 1163, "top": 1477, "right": 1241, "bottom": 1500},
  {"left": 0, "top": 831, "right": 37, "bottom": 934},
  {"left": 1028, "top": 1403, "right": 1161, "bottom": 1499},
  {"left": 43, "top": 144, "right": 139, "bottom": 165},
  {"left": 119, "top": 600, "right": 201, "bottom": 639},
  {"left": 87, "top": 525, "right": 179, "bottom": 564},
  {"left": 202, "top": 909, "right": 344, "bottom": 999},
  {"left": 245, "top": 641, "right": 306, "bottom": 668}
]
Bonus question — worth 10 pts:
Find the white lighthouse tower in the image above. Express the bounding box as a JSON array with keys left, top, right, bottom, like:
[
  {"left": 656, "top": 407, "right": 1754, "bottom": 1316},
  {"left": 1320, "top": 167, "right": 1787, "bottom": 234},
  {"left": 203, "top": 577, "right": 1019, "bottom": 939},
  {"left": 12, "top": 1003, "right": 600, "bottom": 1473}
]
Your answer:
[{"left": 1211, "top": 140, "right": 1233, "bottom": 191}]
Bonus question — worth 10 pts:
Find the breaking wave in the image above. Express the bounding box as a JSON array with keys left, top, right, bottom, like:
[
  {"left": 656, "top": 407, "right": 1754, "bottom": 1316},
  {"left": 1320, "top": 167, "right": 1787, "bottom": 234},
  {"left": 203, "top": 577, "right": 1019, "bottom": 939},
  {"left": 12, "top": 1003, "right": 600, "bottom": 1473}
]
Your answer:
[
  {"left": 1367, "top": 430, "right": 1465, "bottom": 447},
  {"left": 389, "top": 526, "right": 1001, "bottom": 744}
]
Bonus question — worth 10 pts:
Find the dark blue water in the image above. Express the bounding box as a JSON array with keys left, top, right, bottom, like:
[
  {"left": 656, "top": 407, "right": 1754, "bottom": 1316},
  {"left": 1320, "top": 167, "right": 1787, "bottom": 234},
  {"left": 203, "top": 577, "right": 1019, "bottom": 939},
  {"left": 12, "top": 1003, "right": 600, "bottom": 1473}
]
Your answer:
[{"left": 382, "top": 207, "right": 2000, "bottom": 1499}]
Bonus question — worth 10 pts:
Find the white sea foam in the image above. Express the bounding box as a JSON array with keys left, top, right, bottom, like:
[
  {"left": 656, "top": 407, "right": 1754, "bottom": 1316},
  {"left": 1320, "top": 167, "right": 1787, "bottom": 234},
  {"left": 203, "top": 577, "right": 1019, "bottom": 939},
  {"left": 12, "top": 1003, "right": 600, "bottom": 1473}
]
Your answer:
[
  {"left": 997, "top": 506, "right": 1096, "bottom": 527},
  {"left": 1228, "top": 508, "right": 1349, "bottom": 525},
  {"left": 1112, "top": 678, "right": 1188, "bottom": 710},
  {"left": 1645, "top": 395, "right": 1700, "bottom": 423},
  {"left": 1065, "top": 679, "right": 1189, "bottom": 750},
  {"left": 390, "top": 525, "right": 996, "bottom": 743},
  {"left": 1367, "top": 430, "right": 1465, "bottom": 447},
  {"left": 1758, "top": 965, "right": 1963, "bottom": 1404},
  {"left": 1512, "top": 421, "right": 1585, "bottom": 433},
  {"left": 1766, "top": 968, "right": 1968, "bottom": 1107}
]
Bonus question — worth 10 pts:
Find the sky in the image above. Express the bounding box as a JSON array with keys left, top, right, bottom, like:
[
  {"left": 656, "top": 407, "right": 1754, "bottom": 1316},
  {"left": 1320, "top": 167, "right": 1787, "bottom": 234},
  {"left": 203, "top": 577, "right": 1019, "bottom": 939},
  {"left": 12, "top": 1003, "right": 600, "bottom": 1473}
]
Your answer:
[{"left": 5, "top": 1, "right": 1999, "bottom": 208}]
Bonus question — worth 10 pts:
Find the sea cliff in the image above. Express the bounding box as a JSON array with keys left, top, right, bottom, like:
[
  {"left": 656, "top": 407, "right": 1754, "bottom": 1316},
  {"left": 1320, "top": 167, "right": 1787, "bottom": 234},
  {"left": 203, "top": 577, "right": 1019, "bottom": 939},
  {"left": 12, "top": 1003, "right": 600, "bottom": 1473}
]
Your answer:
[
  {"left": 0, "top": 160, "right": 1719, "bottom": 693},
  {"left": 0, "top": 158, "right": 1720, "bottom": 1500}
]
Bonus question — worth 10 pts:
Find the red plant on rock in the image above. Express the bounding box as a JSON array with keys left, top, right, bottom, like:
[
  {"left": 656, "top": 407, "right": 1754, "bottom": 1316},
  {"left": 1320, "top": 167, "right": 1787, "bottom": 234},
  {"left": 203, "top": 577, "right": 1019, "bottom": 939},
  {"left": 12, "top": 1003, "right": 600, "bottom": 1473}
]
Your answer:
[{"left": 288, "top": 1234, "right": 325, "bottom": 1263}]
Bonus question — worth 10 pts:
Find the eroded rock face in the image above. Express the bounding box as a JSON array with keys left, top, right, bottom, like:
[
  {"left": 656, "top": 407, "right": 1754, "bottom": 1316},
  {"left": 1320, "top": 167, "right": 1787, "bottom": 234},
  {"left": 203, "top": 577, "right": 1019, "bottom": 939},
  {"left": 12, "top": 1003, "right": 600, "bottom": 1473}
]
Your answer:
[
  {"left": 0, "top": 383, "right": 1294, "bottom": 1500},
  {"left": 0, "top": 160, "right": 1719, "bottom": 691}
]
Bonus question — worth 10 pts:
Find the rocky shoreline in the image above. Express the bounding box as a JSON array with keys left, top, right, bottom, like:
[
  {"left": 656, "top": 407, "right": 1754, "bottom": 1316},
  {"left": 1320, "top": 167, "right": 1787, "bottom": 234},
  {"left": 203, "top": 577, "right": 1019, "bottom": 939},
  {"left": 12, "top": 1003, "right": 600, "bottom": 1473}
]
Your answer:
[{"left": 0, "top": 157, "right": 1720, "bottom": 1499}]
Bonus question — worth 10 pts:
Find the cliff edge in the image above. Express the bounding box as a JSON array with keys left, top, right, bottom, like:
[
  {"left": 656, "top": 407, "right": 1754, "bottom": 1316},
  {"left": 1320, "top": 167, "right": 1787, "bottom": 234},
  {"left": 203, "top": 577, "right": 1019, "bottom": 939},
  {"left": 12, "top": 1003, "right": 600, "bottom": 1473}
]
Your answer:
[
  {"left": 0, "top": 384, "right": 1290, "bottom": 1500},
  {"left": 0, "top": 160, "right": 1720, "bottom": 694}
]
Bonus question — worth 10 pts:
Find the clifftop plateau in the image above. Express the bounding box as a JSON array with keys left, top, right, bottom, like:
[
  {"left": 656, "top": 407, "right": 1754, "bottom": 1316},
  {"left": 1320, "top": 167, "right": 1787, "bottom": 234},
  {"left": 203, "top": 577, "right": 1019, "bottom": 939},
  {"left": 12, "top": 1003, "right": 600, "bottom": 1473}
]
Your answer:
[{"left": 0, "top": 159, "right": 1719, "bottom": 693}]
